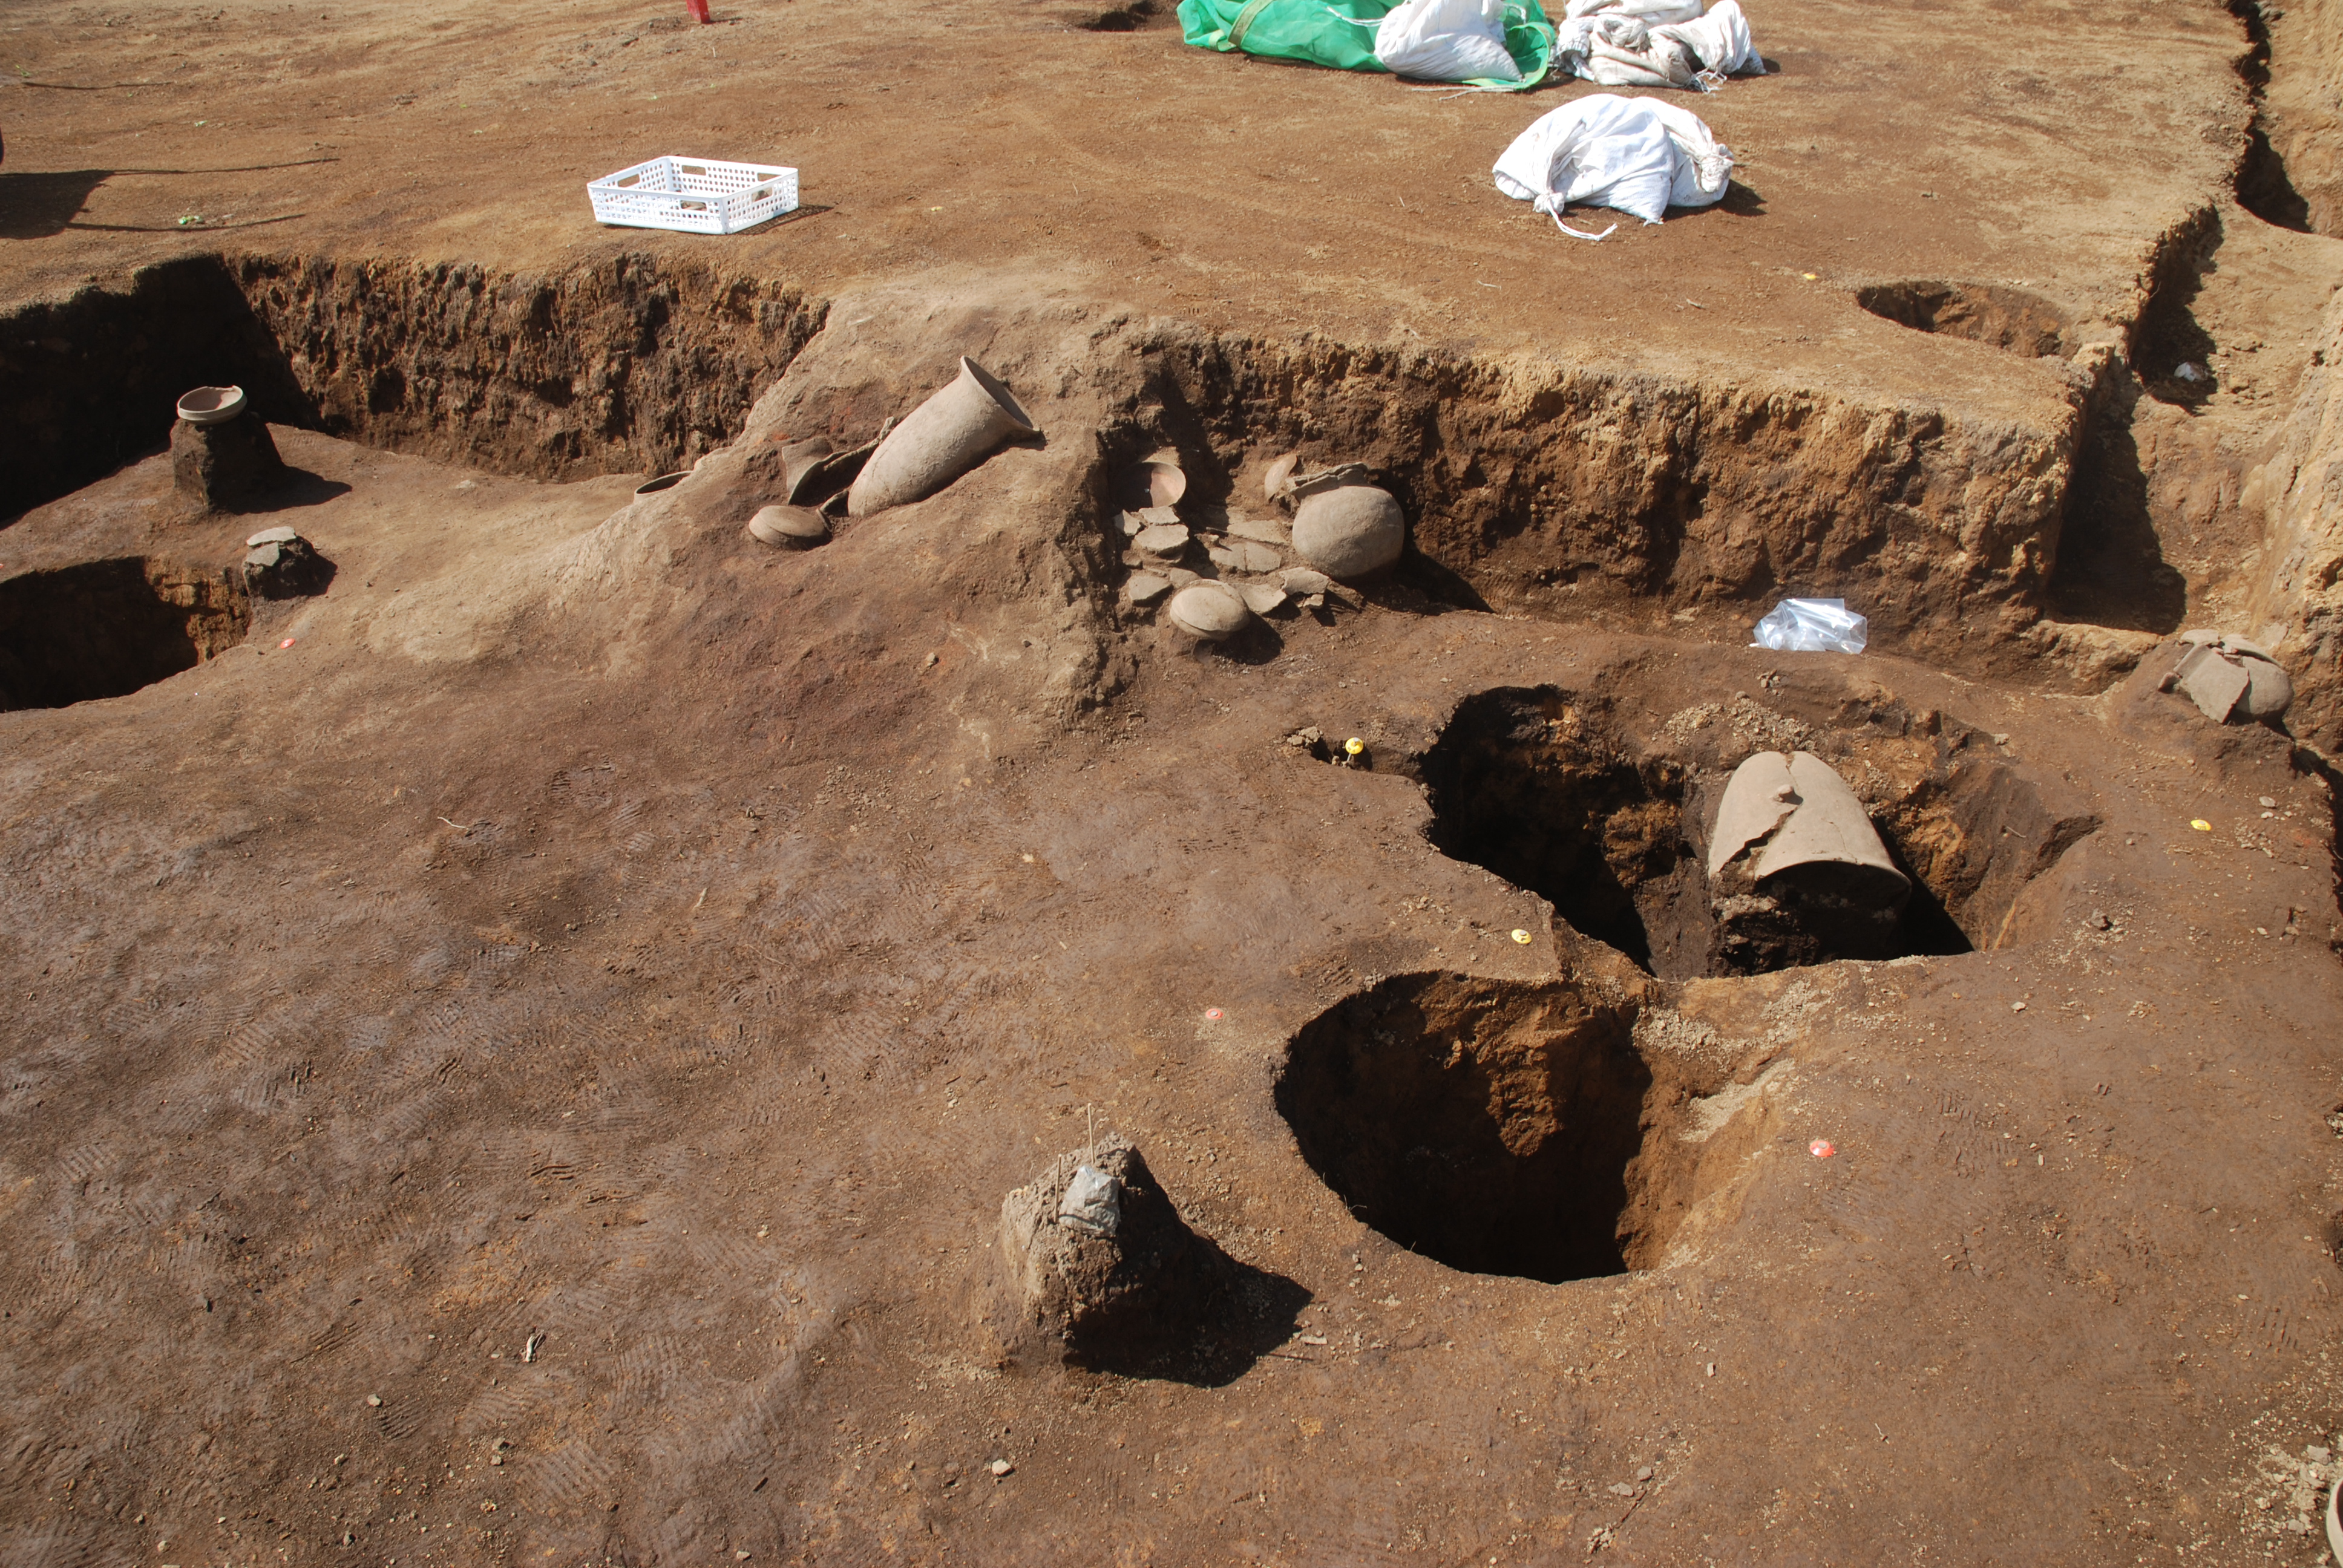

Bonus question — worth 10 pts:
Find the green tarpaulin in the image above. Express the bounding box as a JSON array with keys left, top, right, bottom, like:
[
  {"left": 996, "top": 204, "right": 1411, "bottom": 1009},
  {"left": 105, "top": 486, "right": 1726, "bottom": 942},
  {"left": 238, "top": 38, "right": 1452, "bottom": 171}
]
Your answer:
[{"left": 1176, "top": 0, "right": 1555, "bottom": 88}]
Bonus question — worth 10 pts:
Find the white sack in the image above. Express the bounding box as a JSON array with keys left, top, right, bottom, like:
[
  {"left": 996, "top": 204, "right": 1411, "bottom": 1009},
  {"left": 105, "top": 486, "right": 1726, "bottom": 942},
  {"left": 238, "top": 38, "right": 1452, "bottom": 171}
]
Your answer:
[
  {"left": 1564, "top": 0, "right": 1699, "bottom": 25},
  {"left": 1492, "top": 91, "right": 1733, "bottom": 235},
  {"left": 1375, "top": 0, "right": 1522, "bottom": 81},
  {"left": 1556, "top": 0, "right": 1758, "bottom": 88},
  {"left": 1654, "top": 0, "right": 1756, "bottom": 76}
]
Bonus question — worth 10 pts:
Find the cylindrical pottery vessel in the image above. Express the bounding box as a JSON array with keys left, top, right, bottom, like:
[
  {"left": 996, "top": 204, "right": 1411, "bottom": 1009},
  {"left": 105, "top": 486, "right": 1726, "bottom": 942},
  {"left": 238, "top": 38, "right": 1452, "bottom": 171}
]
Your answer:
[
  {"left": 847, "top": 358, "right": 1036, "bottom": 516},
  {"left": 177, "top": 385, "right": 247, "bottom": 426},
  {"left": 1291, "top": 484, "right": 1404, "bottom": 580}
]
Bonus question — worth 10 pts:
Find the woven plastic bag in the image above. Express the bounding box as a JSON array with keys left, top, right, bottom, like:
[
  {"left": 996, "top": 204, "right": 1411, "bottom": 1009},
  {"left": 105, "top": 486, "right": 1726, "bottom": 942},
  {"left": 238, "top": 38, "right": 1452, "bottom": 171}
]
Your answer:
[
  {"left": 1492, "top": 91, "right": 1732, "bottom": 237},
  {"left": 1179, "top": 0, "right": 1556, "bottom": 88},
  {"left": 1375, "top": 0, "right": 1521, "bottom": 81}
]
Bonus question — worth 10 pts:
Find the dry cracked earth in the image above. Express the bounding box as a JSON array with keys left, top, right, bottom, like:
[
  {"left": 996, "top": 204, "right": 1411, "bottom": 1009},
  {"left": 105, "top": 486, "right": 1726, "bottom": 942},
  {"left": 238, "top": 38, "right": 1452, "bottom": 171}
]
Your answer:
[{"left": 3, "top": 0, "right": 2343, "bottom": 1564}]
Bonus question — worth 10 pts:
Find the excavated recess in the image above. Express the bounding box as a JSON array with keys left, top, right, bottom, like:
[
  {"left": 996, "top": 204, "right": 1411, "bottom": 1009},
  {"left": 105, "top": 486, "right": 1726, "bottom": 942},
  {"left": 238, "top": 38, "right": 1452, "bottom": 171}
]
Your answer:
[
  {"left": 1127, "top": 332, "right": 2074, "bottom": 669},
  {"left": 1418, "top": 687, "right": 2100, "bottom": 977},
  {"left": 1853, "top": 283, "right": 2075, "bottom": 359},
  {"left": 0, "top": 251, "right": 825, "bottom": 523},
  {"left": 1277, "top": 972, "right": 1656, "bottom": 1283},
  {"left": 0, "top": 558, "right": 249, "bottom": 710}
]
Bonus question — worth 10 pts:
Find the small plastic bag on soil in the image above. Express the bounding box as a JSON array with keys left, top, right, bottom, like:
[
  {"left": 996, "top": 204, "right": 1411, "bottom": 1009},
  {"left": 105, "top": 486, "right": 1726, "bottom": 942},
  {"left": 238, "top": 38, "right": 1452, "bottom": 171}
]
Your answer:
[
  {"left": 1058, "top": 1165, "right": 1122, "bottom": 1235},
  {"left": 1751, "top": 597, "right": 1867, "bottom": 654}
]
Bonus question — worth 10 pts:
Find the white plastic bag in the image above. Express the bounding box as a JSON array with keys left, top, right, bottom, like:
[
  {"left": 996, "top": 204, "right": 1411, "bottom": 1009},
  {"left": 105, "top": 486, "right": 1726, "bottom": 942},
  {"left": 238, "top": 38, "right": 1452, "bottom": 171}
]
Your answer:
[
  {"left": 1751, "top": 598, "right": 1868, "bottom": 654},
  {"left": 1058, "top": 1165, "right": 1122, "bottom": 1235},
  {"left": 1556, "top": 0, "right": 1757, "bottom": 88},
  {"left": 1491, "top": 92, "right": 1733, "bottom": 236},
  {"left": 1375, "top": 0, "right": 1522, "bottom": 82}
]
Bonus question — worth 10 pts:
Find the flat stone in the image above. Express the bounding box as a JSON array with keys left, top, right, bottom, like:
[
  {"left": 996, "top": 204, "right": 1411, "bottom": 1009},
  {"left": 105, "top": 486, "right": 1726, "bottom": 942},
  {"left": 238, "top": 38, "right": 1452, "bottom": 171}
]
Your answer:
[
  {"left": 1167, "top": 581, "right": 1251, "bottom": 640},
  {"left": 245, "top": 525, "right": 300, "bottom": 547},
  {"left": 1278, "top": 567, "right": 1331, "bottom": 596},
  {"left": 1165, "top": 567, "right": 1201, "bottom": 587},
  {"left": 2177, "top": 647, "right": 2252, "bottom": 722},
  {"left": 1239, "top": 583, "right": 1288, "bottom": 615},
  {"left": 1224, "top": 541, "right": 1283, "bottom": 574},
  {"left": 1135, "top": 523, "right": 1191, "bottom": 561},
  {"left": 1116, "top": 510, "right": 1146, "bottom": 537},
  {"left": 1126, "top": 572, "right": 1172, "bottom": 606},
  {"left": 1136, "top": 506, "right": 1180, "bottom": 527},
  {"left": 1226, "top": 517, "right": 1291, "bottom": 546}
]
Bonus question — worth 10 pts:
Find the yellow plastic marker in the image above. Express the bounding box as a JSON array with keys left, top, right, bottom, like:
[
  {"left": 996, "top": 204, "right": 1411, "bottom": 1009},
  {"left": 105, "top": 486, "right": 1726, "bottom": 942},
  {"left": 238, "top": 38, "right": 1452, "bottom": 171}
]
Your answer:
[
  {"left": 1344, "top": 737, "right": 1365, "bottom": 756},
  {"left": 2191, "top": 818, "right": 2213, "bottom": 832},
  {"left": 1510, "top": 929, "right": 1533, "bottom": 944}
]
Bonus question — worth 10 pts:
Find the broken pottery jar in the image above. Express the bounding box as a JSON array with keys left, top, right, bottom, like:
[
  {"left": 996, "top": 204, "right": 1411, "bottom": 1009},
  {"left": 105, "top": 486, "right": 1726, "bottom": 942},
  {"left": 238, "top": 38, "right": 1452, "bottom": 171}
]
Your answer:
[
  {"left": 746, "top": 504, "right": 830, "bottom": 550},
  {"left": 1291, "top": 483, "right": 1404, "bottom": 580},
  {"left": 2159, "top": 634, "right": 2292, "bottom": 723},
  {"left": 1706, "top": 750, "right": 1911, "bottom": 972},
  {"left": 1124, "top": 449, "right": 1187, "bottom": 510},
  {"left": 171, "top": 387, "right": 285, "bottom": 511},
  {"left": 987, "top": 1135, "right": 1223, "bottom": 1373},
  {"left": 1167, "top": 581, "right": 1252, "bottom": 641},
  {"left": 241, "top": 525, "right": 328, "bottom": 598},
  {"left": 846, "top": 357, "right": 1037, "bottom": 516}
]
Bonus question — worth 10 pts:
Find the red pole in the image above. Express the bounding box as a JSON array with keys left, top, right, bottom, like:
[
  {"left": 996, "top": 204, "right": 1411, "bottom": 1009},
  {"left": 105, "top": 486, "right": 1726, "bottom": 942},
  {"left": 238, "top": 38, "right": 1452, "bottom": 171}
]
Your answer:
[{"left": 686, "top": 0, "right": 710, "bottom": 21}]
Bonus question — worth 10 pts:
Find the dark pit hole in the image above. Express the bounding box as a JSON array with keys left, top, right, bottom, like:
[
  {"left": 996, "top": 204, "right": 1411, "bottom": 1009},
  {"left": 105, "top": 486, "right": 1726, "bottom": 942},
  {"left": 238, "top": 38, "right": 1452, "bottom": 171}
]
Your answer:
[
  {"left": 1277, "top": 971, "right": 1655, "bottom": 1283},
  {"left": 0, "top": 558, "right": 250, "bottom": 711},
  {"left": 1855, "top": 281, "right": 2074, "bottom": 358},
  {"left": 1421, "top": 688, "right": 2096, "bottom": 978}
]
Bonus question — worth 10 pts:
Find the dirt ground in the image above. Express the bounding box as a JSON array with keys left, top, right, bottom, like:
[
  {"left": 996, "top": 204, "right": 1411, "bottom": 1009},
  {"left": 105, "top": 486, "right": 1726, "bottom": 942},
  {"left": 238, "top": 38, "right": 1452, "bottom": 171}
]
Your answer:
[{"left": 2, "top": 0, "right": 2342, "bottom": 1564}]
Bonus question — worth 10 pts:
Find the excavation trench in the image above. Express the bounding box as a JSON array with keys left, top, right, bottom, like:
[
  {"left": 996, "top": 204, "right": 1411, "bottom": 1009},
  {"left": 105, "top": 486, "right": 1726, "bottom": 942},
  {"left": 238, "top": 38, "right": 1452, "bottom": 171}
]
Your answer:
[
  {"left": 1418, "top": 686, "right": 2097, "bottom": 979},
  {"left": 2, "top": 248, "right": 2108, "bottom": 683},
  {"left": 0, "top": 558, "right": 249, "bottom": 711}
]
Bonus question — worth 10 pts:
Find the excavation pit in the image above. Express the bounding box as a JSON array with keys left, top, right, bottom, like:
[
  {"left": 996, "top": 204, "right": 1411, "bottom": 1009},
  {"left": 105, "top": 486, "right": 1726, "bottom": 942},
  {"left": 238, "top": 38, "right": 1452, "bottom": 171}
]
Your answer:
[
  {"left": 1420, "top": 687, "right": 2096, "bottom": 978},
  {"left": 0, "top": 558, "right": 249, "bottom": 711},
  {"left": 1277, "top": 972, "right": 1657, "bottom": 1284},
  {"left": 1854, "top": 281, "right": 2074, "bottom": 358}
]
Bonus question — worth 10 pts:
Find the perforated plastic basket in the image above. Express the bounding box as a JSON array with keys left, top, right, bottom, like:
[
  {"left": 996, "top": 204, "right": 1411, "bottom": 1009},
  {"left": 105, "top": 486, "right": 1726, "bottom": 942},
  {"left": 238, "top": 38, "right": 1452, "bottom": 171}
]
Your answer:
[{"left": 586, "top": 156, "right": 799, "bottom": 235}]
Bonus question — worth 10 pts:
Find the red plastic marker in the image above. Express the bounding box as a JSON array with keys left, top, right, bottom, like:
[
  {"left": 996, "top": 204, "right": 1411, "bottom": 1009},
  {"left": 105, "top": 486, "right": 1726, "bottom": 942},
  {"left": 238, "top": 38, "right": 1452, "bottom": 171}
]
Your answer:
[
  {"left": 1204, "top": 1008, "right": 1223, "bottom": 1021},
  {"left": 279, "top": 638, "right": 296, "bottom": 649},
  {"left": 1809, "top": 1139, "right": 1835, "bottom": 1158}
]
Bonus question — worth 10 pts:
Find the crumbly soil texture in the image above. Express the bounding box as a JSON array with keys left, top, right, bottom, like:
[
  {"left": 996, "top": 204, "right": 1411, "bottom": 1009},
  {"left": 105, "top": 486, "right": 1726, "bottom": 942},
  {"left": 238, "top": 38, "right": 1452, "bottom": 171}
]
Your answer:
[{"left": 4, "top": 0, "right": 2343, "bottom": 1564}]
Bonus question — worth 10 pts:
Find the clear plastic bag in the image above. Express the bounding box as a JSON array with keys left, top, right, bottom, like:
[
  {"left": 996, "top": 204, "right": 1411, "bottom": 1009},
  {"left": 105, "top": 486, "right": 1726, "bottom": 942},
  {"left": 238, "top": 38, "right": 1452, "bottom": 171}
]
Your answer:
[{"left": 1751, "top": 597, "right": 1867, "bottom": 654}]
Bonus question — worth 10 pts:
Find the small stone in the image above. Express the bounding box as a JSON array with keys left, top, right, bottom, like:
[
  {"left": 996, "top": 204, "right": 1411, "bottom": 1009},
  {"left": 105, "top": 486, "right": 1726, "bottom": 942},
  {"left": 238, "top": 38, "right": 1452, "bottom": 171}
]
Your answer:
[
  {"left": 1134, "top": 523, "right": 1191, "bottom": 561},
  {"left": 1167, "top": 582, "right": 1251, "bottom": 641},
  {"left": 1608, "top": 1481, "right": 1637, "bottom": 1497},
  {"left": 2259, "top": 795, "right": 2277, "bottom": 808},
  {"left": 365, "top": 1394, "right": 382, "bottom": 1408},
  {"left": 1635, "top": 1466, "right": 1654, "bottom": 1482},
  {"left": 2087, "top": 910, "right": 2111, "bottom": 930},
  {"left": 244, "top": 524, "right": 299, "bottom": 547},
  {"left": 988, "top": 1459, "right": 1013, "bottom": 1478},
  {"left": 1284, "top": 727, "right": 1323, "bottom": 748},
  {"left": 1278, "top": 567, "right": 1331, "bottom": 596},
  {"left": 490, "top": 1454, "right": 504, "bottom": 1466},
  {"left": 1126, "top": 572, "right": 1172, "bottom": 606},
  {"left": 1238, "top": 583, "right": 1288, "bottom": 615},
  {"left": 2309, "top": 1445, "right": 2332, "bottom": 1462},
  {"left": 1116, "top": 511, "right": 1145, "bottom": 537},
  {"left": 2010, "top": 1001, "right": 2027, "bottom": 1011},
  {"left": 240, "top": 531, "right": 329, "bottom": 599}
]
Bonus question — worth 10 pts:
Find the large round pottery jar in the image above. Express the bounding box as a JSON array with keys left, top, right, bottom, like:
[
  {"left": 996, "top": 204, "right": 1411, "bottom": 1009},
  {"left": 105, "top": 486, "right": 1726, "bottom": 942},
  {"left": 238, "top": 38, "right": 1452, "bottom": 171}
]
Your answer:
[{"left": 1291, "top": 485, "right": 1404, "bottom": 580}]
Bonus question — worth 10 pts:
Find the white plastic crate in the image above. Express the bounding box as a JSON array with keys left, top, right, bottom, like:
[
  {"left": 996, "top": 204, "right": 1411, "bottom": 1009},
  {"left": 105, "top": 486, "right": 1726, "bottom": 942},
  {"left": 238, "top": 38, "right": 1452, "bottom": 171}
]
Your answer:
[{"left": 586, "top": 156, "right": 798, "bottom": 235}]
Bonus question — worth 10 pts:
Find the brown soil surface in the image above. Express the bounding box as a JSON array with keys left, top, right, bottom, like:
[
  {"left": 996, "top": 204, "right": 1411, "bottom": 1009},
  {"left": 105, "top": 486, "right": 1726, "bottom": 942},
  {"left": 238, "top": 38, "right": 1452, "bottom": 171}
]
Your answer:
[{"left": 4, "top": 1, "right": 2343, "bottom": 1566}]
